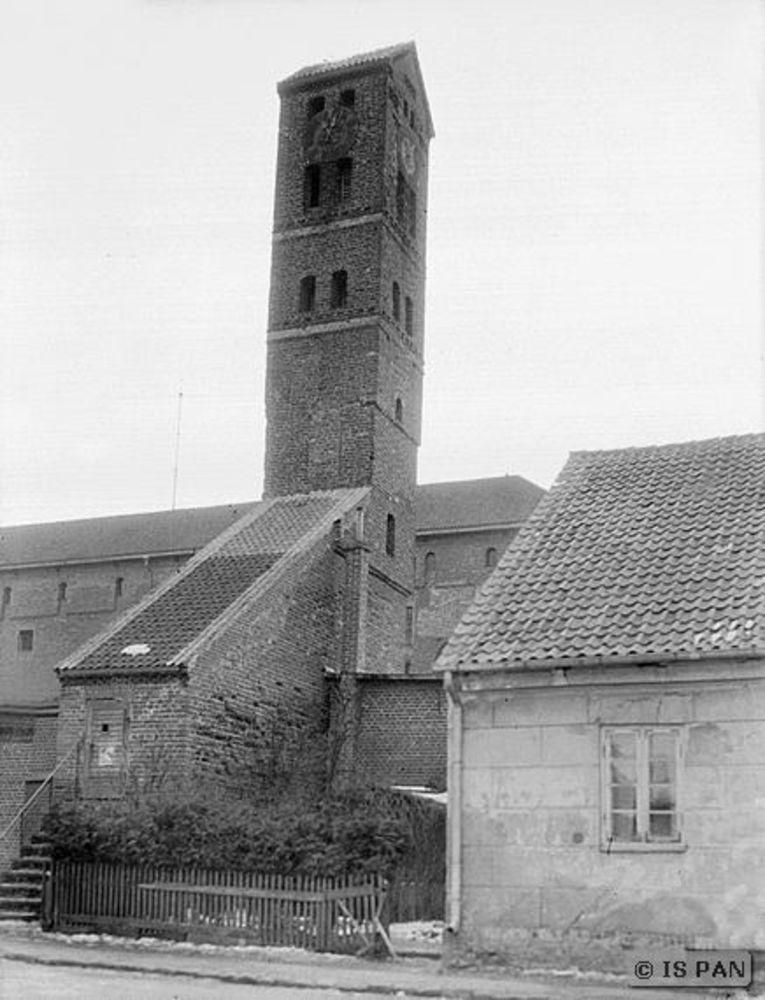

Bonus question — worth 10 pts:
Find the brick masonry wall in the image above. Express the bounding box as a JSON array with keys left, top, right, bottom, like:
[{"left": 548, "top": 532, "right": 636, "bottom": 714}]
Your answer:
[
  {"left": 453, "top": 667, "right": 765, "bottom": 968},
  {"left": 0, "top": 555, "right": 185, "bottom": 706},
  {"left": 416, "top": 529, "right": 518, "bottom": 590},
  {"left": 0, "top": 712, "right": 58, "bottom": 871},
  {"left": 54, "top": 675, "right": 190, "bottom": 803},
  {"left": 187, "top": 529, "right": 345, "bottom": 786},
  {"left": 264, "top": 325, "right": 379, "bottom": 497},
  {"left": 355, "top": 677, "right": 446, "bottom": 788},
  {"left": 412, "top": 529, "right": 518, "bottom": 673},
  {"left": 274, "top": 70, "right": 388, "bottom": 233},
  {"left": 269, "top": 224, "right": 383, "bottom": 332}
]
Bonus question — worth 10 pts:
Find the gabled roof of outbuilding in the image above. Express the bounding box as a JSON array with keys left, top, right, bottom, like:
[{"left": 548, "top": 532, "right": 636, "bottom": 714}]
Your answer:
[
  {"left": 57, "top": 489, "right": 366, "bottom": 678},
  {"left": 416, "top": 476, "right": 544, "bottom": 533},
  {"left": 439, "top": 434, "right": 765, "bottom": 671}
]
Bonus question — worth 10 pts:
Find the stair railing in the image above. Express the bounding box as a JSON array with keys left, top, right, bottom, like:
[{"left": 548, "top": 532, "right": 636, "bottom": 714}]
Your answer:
[{"left": 0, "top": 737, "right": 83, "bottom": 846}]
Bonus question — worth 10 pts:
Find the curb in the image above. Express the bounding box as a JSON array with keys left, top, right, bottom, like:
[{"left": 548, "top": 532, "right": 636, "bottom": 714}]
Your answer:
[{"left": 0, "top": 949, "right": 550, "bottom": 999}]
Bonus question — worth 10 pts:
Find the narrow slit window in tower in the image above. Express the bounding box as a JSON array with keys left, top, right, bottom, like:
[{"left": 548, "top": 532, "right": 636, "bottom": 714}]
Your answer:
[
  {"left": 485, "top": 547, "right": 498, "bottom": 568},
  {"left": 299, "top": 275, "right": 316, "bottom": 313},
  {"left": 58, "top": 581, "right": 67, "bottom": 604},
  {"left": 331, "top": 270, "right": 348, "bottom": 308},
  {"left": 405, "top": 296, "right": 413, "bottom": 336},
  {"left": 386, "top": 514, "right": 396, "bottom": 556},
  {"left": 392, "top": 281, "right": 401, "bottom": 321},
  {"left": 396, "top": 172, "right": 406, "bottom": 223},
  {"left": 336, "top": 158, "right": 353, "bottom": 203},
  {"left": 304, "top": 165, "right": 321, "bottom": 210},
  {"left": 395, "top": 397, "right": 403, "bottom": 423}
]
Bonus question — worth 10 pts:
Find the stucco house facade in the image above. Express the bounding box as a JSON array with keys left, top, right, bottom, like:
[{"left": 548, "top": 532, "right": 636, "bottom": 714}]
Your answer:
[{"left": 438, "top": 434, "right": 765, "bottom": 969}]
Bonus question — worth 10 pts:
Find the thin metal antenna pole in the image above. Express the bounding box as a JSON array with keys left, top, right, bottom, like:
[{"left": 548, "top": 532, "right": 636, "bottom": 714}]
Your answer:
[{"left": 171, "top": 390, "right": 183, "bottom": 510}]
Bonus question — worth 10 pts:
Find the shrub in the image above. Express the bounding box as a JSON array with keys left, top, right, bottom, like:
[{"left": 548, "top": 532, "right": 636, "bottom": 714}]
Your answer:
[{"left": 45, "top": 785, "right": 444, "bottom": 881}]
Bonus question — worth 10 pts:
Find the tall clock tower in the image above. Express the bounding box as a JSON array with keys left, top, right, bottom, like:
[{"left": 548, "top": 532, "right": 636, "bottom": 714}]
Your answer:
[{"left": 263, "top": 43, "right": 433, "bottom": 673}]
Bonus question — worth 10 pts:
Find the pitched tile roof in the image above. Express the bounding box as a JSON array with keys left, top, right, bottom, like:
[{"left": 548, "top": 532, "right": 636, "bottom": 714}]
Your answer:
[
  {"left": 0, "top": 502, "right": 257, "bottom": 568},
  {"left": 281, "top": 42, "right": 414, "bottom": 84},
  {"left": 439, "top": 435, "right": 765, "bottom": 670},
  {"left": 58, "top": 490, "right": 365, "bottom": 677},
  {"left": 416, "top": 477, "right": 544, "bottom": 533},
  {"left": 278, "top": 41, "right": 434, "bottom": 138}
]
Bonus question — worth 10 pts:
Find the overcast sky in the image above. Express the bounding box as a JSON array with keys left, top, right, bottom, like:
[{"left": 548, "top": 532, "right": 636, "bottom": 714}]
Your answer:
[{"left": 1, "top": 0, "right": 761, "bottom": 525}]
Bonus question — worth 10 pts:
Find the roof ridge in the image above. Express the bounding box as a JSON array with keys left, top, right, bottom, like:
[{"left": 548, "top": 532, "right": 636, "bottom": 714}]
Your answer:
[
  {"left": 55, "top": 499, "right": 278, "bottom": 676},
  {"left": 568, "top": 431, "right": 765, "bottom": 461},
  {"left": 169, "top": 487, "right": 369, "bottom": 666}
]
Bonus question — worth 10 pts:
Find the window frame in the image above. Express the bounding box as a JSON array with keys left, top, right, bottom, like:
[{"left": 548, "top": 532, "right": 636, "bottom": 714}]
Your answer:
[
  {"left": 336, "top": 157, "right": 353, "bottom": 204},
  {"left": 304, "top": 164, "right": 321, "bottom": 210},
  {"left": 600, "top": 725, "right": 686, "bottom": 853},
  {"left": 299, "top": 274, "right": 317, "bottom": 313},
  {"left": 330, "top": 269, "right": 348, "bottom": 309},
  {"left": 385, "top": 514, "right": 396, "bottom": 557},
  {"left": 18, "top": 629, "right": 34, "bottom": 653},
  {"left": 84, "top": 696, "right": 129, "bottom": 799}
]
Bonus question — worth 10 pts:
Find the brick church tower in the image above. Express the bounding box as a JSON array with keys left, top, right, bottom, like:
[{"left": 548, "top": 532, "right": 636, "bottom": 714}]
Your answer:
[{"left": 264, "top": 44, "right": 433, "bottom": 674}]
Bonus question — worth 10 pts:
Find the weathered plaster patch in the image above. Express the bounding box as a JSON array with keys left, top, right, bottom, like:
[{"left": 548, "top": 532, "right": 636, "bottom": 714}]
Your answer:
[{"left": 579, "top": 894, "right": 717, "bottom": 938}]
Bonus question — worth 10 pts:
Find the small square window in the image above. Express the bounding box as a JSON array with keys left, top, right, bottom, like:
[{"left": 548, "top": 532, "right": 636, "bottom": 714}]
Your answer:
[
  {"left": 340, "top": 89, "right": 355, "bottom": 107},
  {"left": 601, "top": 727, "right": 685, "bottom": 851},
  {"left": 18, "top": 629, "right": 34, "bottom": 653},
  {"left": 307, "top": 95, "right": 325, "bottom": 118}
]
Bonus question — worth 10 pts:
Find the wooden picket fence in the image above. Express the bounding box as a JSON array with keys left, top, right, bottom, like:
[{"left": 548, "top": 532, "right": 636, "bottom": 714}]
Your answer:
[{"left": 44, "top": 861, "right": 392, "bottom": 954}]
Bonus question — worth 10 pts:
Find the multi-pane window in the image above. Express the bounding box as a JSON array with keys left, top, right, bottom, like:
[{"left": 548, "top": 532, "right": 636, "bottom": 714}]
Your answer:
[
  {"left": 602, "top": 727, "right": 683, "bottom": 849},
  {"left": 336, "top": 158, "right": 353, "bottom": 203},
  {"left": 331, "top": 270, "right": 348, "bottom": 308},
  {"left": 299, "top": 275, "right": 316, "bottom": 313}
]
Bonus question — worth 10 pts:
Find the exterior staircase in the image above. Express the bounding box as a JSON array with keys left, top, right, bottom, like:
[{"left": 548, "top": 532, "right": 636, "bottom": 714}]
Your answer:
[{"left": 0, "top": 834, "right": 51, "bottom": 922}]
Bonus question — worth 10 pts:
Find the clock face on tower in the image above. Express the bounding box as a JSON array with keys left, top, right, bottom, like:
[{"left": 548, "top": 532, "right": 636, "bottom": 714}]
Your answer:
[{"left": 304, "top": 106, "right": 357, "bottom": 162}]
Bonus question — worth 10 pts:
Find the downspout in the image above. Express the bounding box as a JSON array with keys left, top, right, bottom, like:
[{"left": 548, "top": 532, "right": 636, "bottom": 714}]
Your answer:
[{"left": 444, "top": 669, "right": 463, "bottom": 934}]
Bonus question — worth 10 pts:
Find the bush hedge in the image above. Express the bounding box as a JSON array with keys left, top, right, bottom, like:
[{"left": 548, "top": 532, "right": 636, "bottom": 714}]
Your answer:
[{"left": 45, "top": 786, "right": 444, "bottom": 880}]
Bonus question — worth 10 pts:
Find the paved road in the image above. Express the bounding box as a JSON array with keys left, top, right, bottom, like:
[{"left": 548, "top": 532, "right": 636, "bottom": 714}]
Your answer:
[{"left": 1, "top": 957, "right": 398, "bottom": 1000}]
